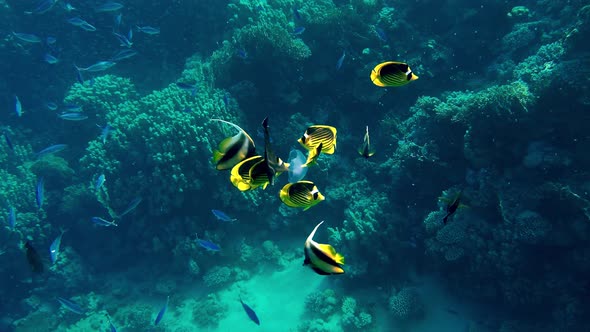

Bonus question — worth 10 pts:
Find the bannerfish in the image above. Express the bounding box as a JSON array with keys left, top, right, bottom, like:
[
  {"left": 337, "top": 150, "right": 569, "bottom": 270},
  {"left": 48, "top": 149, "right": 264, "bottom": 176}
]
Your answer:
[
  {"left": 261, "top": 117, "right": 289, "bottom": 185},
  {"left": 154, "top": 296, "right": 169, "bottom": 325},
  {"left": 195, "top": 234, "right": 221, "bottom": 251},
  {"left": 279, "top": 181, "right": 325, "bottom": 210},
  {"left": 370, "top": 61, "right": 419, "bottom": 87},
  {"left": 298, "top": 125, "right": 337, "bottom": 155},
  {"left": 287, "top": 149, "right": 308, "bottom": 183},
  {"left": 230, "top": 155, "right": 266, "bottom": 191},
  {"left": 239, "top": 298, "right": 260, "bottom": 325},
  {"left": 211, "top": 119, "right": 256, "bottom": 170},
  {"left": 439, "top": 190, "right": 465, "bottom": 224},
  {"left": 303, "top": 143, "right": 322, "bottom": 167},
  {"left": 304, "top": 221, "right": 345, "bottom": 275},
  {"left": 358, "top": 126, "right": 375, "bottom": 158},
  {"left": 57, "top": 297, "right": 85, "bottom": 314},
  {"left": 211, "top": 209, "right": 237, "bottom": 222},
  {"left": 24, "top": 241, "right": 44, "bottom": 273}
]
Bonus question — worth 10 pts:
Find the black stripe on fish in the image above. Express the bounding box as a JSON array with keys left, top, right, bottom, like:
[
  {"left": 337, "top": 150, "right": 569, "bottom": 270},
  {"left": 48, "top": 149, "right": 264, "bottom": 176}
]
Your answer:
[
  {"left": 290, "top": 191, "right": 310, "bottom": 205},
  {"left": 309, "top": 243, "right": 342, "bottom": 267},
  {"left": 217, "top": 134, "right": 250, "bottom": 167}
]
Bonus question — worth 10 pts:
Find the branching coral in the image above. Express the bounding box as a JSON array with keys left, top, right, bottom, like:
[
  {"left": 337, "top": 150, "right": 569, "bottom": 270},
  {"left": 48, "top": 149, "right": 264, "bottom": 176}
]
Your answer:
[{"left": 341, "top": 296, "right": 372, "bottom": 330}]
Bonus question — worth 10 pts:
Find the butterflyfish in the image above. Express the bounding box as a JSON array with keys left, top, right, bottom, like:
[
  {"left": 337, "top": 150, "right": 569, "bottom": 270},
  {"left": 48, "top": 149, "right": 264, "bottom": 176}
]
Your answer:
[
  {"left": 297, "top": 125, "right": 337, "bottom": 154},
  {"left": 211, "top": 119, "right": 256, "bottom": 170},
  {"left": 358, "top": 126, "right": 375, "bottom": 158},
  {"left": 230, "top": 155, "right": 265, "bottom": 191},
  {"left": 304, "top": 221, "right": 345, "bottom": 275},
  {"left": 261, "top": 117, "right": 289, "bottom": 185},
  {"left": 370, "top": 61, "right": 418, "bottom": 87},
  {"left": 279, "top": 181, "right": 324, "bottom": 210},
  {"left": 303, "top": 143, "right": 322, "bottom": 167},
  {"left": 439, "top": 190, "right": 466, "bottom": 224}
]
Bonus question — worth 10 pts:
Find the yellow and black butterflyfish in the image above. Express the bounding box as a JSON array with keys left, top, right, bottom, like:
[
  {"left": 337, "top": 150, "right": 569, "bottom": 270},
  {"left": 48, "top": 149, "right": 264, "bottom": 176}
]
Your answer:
[
  {"left": 370, "top": 61, "right": 418, "bottom": 87},
  {"left": 297, "top": 125, "right": 337, "bottom": 155},
  {"left": 211, "top": 118, "right": 256, "bottom": 170},
  {"left": 230, "top": 155, "right": 264, "bottom": 191},
  {"left": 439, "top": 190, "right": 467, "bottom": 224},
  {"left": 303, "top": 143, "right": 322, "bottom": 167},
  {"left": 358, "top": 126, "right": 375, "bottom": 158},
  {"left": 304, "top": 221, "right": 344, "bottom": 275},
  {"left": 279, "top": 181, "right": 325, "bottom": 210}
]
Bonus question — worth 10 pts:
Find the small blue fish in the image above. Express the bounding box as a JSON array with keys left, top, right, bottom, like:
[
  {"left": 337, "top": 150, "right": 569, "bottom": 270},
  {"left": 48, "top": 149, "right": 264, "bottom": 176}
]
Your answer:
[
  {"left": 76, "top": 61, "right": 116, "bottom": 72},
  {"left": 175, "top": 82, "right": 197, "bottom": 96},
  {"left": 95, "top": 2, "right": 123, "bottom": 12},
  {"left": 114, "top": 13, "right": 122, "bottom": 30},
  {"left": 75, "top": 67, "right": 85, "bottom": 85},
  {"left": 113, "top": 32, "right": 132, "bottom": 48},
  {"left": 8, "top": 206, "right": 16, "bottom": 229},
  {"left": 222, "top": 93, "right": 230, "bottom": 110},
  {"left": 12, "top": 32, "right": 42, "bottom": 43},
  {"left": 240, "top": 298, "right": 260, "bottom": 325},
  {"left": 293, "top": 7, "right": 302, "bottom": 21},
  {"left": 3, "top": 131, "right": 14, "bottom": 151},
  {"left": 46, "top": 36, "right": 57, "bottom": 44},
  {"left": 196, "top": 234, "right": 221, "bottom": 251},
  {"left": 236, "top": 48, "right": 248, "bottom": 59},
  {"left": 64, "top": 104, "right": 82, "bottom": 112},
  {"left": 336, "top": 50, "right": 346, "bottom": 70},
  {"left": 99, "top": 124, "right": 113, "bottom": 143},
  {"left": 79, "top": 22, "right": 97, "bottom": 31},
  {"left": 110, "top": 49, "right": 137, "bottom": 62},
  {"left": 57, "top": 297, "right": 85, "bottom": 314},
  {"left": 107, "top": 313, "right": 117, "bottom": 332},
  {"left": 49, "top": 229, "right": 66, "bottom": 264},
  {"left": 32, "top": 0, "right": 57, "bottom": 14},
  {"left": 127, "top": 27, "right": 133, "bottom": 42},
  {"left": 14, "top": 95, "right": 22, "bottom": 117},
  {"left": 154, "top": 296, "right": 169, "bottom": 325},
  {"left": 44, "top": 53, "right": 59, "bottom": 64},
  {"left": 59, "top": 112, "right": 88, "bottom": 121},
  {"left": 118, "top": 197, "right": 142, "bottom": 217},
  {"left": 182, "top": 107, "right": 192, "bottom": 113},
  {"left": 292, "top": 26, "right": 306, "bottom": 35},
  {"left": 136, "top": 26, "right": 160, "bottom": 35},
  {"left": 211, "top": 209, "right": 236, "bottom": 222},
  {"left": 63, "top": 2, "right": 76, "bottom": 11},
  {"left": 37, "top": 144, "right": 67, "bottom": 158},
  {"left": 90, "top": 217, "right": 118, "bottom": 227},
  {"left": 375, "top": 26, "right": 387, "bottom": 42},
  {"left": 95, "top": 174, "right": 106, "bottom": 190},
  {"left": 45, "top": 101, "right": 58, "bottom": 111},
  {"left": 66, "top": 17, "right": 86, "bottom": 26},
  {"left": 36, "top": 177, "right": 44, "bottom": 210}
]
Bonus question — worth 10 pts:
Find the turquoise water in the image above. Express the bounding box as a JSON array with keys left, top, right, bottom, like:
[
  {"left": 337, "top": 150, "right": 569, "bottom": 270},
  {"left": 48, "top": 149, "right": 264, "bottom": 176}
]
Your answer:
[{"left": 1, "top": 0, "right": 589, "bottom": 331}]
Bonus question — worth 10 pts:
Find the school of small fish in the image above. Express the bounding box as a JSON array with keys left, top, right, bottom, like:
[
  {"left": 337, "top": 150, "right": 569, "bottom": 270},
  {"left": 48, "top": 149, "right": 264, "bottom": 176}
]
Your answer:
[{"left": 2, "top": 0, "right": 427, "bottom": 328}]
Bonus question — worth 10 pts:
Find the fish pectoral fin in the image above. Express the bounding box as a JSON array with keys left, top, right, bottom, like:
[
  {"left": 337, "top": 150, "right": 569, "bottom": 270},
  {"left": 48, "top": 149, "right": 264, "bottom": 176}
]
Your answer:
[
  {"left": 212, "top": 150, "right": 224, "bottom": 163},
  {"left": 316, "top": 244, "right": 344, "bottom": 264}
]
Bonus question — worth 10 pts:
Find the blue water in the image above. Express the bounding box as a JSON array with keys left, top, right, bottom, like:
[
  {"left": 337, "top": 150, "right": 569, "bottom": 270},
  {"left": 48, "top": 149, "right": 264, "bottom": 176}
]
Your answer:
[{"left": 1, "top": 0, "right": 589, "bottom": 331}]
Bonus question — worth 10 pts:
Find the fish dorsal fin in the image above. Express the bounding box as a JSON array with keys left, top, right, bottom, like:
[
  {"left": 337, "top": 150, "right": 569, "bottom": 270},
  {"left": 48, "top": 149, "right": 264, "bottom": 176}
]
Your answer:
[
  {"left": 307, "top": 220, "right": 325, "bottom": 243},
  {"left": 211, "top": 118, "right": 255, "bottom": 147},
  {"left": 316, "top": 243, "right": 344, "bottom": 265}
]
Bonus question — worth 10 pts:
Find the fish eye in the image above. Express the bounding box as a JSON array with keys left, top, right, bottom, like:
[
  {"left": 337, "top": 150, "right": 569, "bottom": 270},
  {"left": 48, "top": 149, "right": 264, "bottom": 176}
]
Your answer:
[
  {"left": 300, "top": 135, "right": 306, "bottom": 142},
  {"left": 313, "top": 192, "right": 319, "bottom": 200}
]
